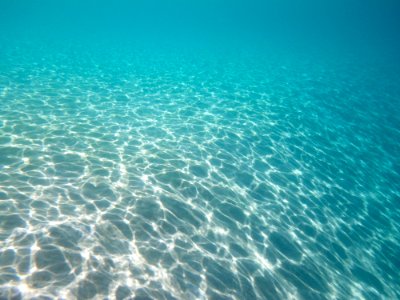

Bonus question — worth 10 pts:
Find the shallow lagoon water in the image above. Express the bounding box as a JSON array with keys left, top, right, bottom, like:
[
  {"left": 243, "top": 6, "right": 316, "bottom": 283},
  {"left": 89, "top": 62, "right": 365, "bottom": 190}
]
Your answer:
[{"left": 1, "top": 2, "right": 400, "bottom": 299}]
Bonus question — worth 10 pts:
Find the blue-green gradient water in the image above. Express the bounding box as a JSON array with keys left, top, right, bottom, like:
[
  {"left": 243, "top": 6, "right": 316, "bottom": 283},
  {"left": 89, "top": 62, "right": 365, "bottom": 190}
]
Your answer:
[{"left": 1, "top": 1, "right": 400, "bottom": 299}]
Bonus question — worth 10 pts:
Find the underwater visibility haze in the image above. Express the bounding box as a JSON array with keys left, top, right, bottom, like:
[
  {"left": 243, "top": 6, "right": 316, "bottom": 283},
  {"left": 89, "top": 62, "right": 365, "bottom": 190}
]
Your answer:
[{"left": 1, "top": 0, "right": 400, "bottom": 299}]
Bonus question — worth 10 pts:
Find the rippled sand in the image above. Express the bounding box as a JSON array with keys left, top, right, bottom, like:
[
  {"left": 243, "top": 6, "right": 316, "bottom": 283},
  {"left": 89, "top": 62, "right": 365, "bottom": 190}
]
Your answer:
[{"left": 0, "top": 45, "right": 399, "bottom": 299}]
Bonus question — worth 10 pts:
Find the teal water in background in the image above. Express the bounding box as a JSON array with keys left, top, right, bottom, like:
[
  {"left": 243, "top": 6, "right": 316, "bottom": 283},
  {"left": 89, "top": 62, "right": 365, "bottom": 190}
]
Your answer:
[{"left": 1, "top": 1, "right": 400, "bottom": 299}]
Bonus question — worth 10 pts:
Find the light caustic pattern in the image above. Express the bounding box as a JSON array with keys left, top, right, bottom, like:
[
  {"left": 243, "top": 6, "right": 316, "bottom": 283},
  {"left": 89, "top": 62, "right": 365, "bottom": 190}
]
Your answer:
[{"left": 0, "top": 48, "right": 399, "bottom": 300}]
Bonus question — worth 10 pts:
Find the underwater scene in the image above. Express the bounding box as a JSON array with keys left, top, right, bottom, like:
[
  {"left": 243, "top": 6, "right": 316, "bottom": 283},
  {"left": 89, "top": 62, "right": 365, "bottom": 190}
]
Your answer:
[{"left": 1, "top": 1, "right": 400, "bottom": 299}]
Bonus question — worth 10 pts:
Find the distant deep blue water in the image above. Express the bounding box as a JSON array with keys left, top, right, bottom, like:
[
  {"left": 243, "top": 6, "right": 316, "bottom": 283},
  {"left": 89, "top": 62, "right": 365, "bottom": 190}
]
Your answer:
[{"left": 1, "top": 1, "right": 400, "bottom": 300}]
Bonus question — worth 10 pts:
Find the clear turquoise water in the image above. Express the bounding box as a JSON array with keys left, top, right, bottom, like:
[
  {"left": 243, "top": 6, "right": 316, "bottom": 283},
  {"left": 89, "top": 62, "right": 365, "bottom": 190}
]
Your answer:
[{"left": 1, "top": 2, "right": 400, "bottom": 300}]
